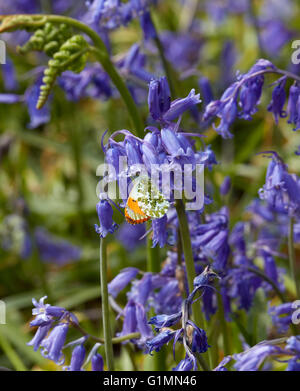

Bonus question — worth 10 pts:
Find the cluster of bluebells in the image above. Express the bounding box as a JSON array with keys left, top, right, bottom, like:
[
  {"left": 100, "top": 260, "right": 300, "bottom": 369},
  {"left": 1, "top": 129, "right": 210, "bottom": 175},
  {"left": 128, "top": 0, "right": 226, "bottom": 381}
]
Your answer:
[
  {"left": 27, "top": 296, "right": 104, "bottom": 371},
  {"left": 214, "top": 336, "right": 300, "bottom": 371},
  {"left": 203, "top": 59, "right": 300, "bottom": 138},
  {"left": 107, "top": 265, "right": 218, "bottom": 370},
  {"left": 95, "top": 76, "right": 217, "bottom": 248}
]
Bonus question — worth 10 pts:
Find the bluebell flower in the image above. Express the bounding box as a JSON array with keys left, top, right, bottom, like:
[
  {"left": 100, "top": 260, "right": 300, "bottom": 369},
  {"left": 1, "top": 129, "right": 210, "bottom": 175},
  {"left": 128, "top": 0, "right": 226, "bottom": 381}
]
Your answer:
[
  {"left": 34, "top": 228, "right": 81, "bottom": 265},
  {"left": 172, "top": 355, "right": 194, "bottom": 371},
  {"left": 286, "top": 336, "right": 300, "bottom": 356},
  {"left": 287, "top": 358, "right": 300, "bottom": 371},
  {"left": 213, "top": 356, "right": 232, "bottom": 371},
  {"left": 259, "top": 248, "right": 282, "bottom": 290},
  {"left": 118, "top": 300, "right": 152, "bottom": 345},
  {"left": 91, "top": 353, "right": 104, "bottom": 371},
  {"left": 267, "top": 77, "right": 287, "bottom": 124},
  {"left": 153, "top": 279, "right": 182, "bottom": 315},
  {"left": 0, "top": 77, "right": 51, "bottom": 129},
  {"left": 269, "top": 302, "right": 294, "bottom": 333},
  {"left": 108, "top": 267, "right": 139, "bottom": 298},
  {"left": 120, "top": 44, "right": 154, "bottom": 83},
  {"left": 117, "top": 223, "right": 145, "bottom": 251},
  {"left": 287, "top": 84, "right": 300, "bottom": 128},
  {"left": 213, "top": 97, "right": 238, "bottom": 139},
  {"left": 30, "top": 296, "right": 66, "bottom": 327},
  {"left": 95, "top": 199, "right": 118, "bottom": 238},
  {"left": 161, "top": 32, "right": 202, "bottom": 71},
  {"left": 41, "top": 323, "right": 69, "bottom": 364},
  {"left": 261, "top": 20, "right": 293, "bottom": 57},
  {"left": 139, "top": 10, "right": 156, "bottom": 40},
  {"left": 198, "top": 77, "right": 214, "bottom": 105},
  {"left": 192, "top": 209, "right": 230, "bottom": 272},
  {"left": 258, "top": 152, "right": 300, "bottom": 216},
  {"left": 239, "top": 73, "right": 264, "bottom": 120},
  {"left": 187, "top": 321, "right": 210, "bottom": 354},
  {"left": 128, "top": 272, "right": 152, "bottom": 306},
  {"left": 67, "top": 344, "right": 86, "bottom": 371},
  {"left": 145, "top": 329, "right": 175, "bottom": 355},
  {"left": 193, "top": 265, "right": 219, "bottom": 289},
  {"left": 148, "top": 312, "right": 182, "bottom": 331},
  {"left": 148, "top": 77, "right": 171, "bottom": 121},
  {"left": 152, "top": 216, "right": 168, "bottom": 248},
  {"left": 163, "top": 89, "right": 201, "bottom": 122},
  {"left": 233, "top": 343, "right": 279, "bottom": 371},
  {"left": 59, "top": 65, "right": 112, "bottom": 102},
  {"left": 220, "top": 176, "right": 231, "bottom": 196},
  {"left": 125, "top": 137, "right": 144, "bottom": 166},
  {"left": 27, "top": 323, "right": 53, "bottom": 352}
]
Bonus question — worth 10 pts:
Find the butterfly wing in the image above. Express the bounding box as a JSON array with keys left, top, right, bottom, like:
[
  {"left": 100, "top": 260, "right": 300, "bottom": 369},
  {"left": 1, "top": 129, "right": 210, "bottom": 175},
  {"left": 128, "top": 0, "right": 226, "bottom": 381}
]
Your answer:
[
  {"left": 131, "top": 176, "right": 169, "bottom": 219},
  {"left": 125, "top": 201, "right": 150, "bottom": 225}
]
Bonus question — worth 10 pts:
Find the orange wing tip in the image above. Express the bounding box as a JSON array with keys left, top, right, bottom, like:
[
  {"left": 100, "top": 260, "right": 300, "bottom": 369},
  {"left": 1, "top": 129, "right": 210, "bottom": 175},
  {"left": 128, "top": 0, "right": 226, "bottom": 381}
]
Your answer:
[
  {"left": 125, "top": 207, "right": 150, "bottom": 225},
  {"left": 127, "top": 197, "right": 147, "bottom": 216}
]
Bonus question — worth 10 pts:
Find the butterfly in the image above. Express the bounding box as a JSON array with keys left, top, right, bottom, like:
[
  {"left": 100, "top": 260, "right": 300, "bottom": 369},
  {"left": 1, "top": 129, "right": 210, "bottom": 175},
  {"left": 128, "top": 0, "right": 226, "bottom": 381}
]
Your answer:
[{"left": 125, "top": 176, "right": 169, "bottom": 225}]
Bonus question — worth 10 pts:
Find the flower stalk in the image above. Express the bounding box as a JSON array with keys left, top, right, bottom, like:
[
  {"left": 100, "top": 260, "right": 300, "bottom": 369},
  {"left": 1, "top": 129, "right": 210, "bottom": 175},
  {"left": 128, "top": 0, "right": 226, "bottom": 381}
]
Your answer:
[
  {"left": 100, "top": 237, "right": 114, "bottom": 370},
  {"left": 175, "top": 200, "right": 211, "bottom": 370}
]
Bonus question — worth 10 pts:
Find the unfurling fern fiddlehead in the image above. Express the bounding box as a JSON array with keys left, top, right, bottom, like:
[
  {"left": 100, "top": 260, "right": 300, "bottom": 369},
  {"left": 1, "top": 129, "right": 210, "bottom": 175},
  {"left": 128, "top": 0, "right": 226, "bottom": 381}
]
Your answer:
[
  {"left": 37, "top": 35, "right": 89, "bottom": 109},
  {"left": 18, "top": 22, "right": 72, "bottom": 57}
]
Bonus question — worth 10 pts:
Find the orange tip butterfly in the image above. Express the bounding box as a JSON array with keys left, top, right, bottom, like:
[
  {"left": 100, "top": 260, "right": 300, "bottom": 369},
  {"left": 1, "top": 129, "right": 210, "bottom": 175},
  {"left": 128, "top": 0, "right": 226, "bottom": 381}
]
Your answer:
[{"left": 125, "top": 176, "right": 169, "bottom": 225}]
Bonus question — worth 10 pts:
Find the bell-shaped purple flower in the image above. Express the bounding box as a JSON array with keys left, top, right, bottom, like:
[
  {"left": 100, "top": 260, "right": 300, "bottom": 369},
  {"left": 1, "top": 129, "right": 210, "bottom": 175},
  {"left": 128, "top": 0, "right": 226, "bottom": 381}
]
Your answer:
[
  {"left": 145, "top": 329, "right": 175, "bottom": 355},
  {"left": 94, "top": 200, "right": 118, "bottom": 238},
  {"left": 148, "top": 311, "right": 182, "bottom": 331},
  {"left": 220, "top": 176, "right": 231, "bottom": 196},
  {"left": 108, "top": 267, "right": 139, "bottom": 298},
  {"left": 140, "top": 10, "right": 156, "bottom": 40},
  {"left": 267, "top": 77, "right": 287, "bottom": 124},
  {"left": 91, "top": 353, "right": 104, "bottom": 371},
  {"left": 198, "top": 77, "right": 213, "bottom": 105},
  {"left": 41, "top": 323, "right": 69, "bottom": 364},
  {"left": 148, "top": 77, "right": 171, "bottom": 121},
  {"left": 163, "top": 89, "right": 201, "bottom": 122},
  {"left": 213, "top": 98, "right": 237, "bottom": 139},
  {"left": 172, "top": 355, "right": 194, "bottom": 371},
  {"left": 269, "top": 302, "right": 294, "bottom": 333},
  {"left": 27, "top": 323, "right": 52, "bottom": 351},
  {"left": 68, "top": 345, "right": 86, "bottom": 371},
  {"left": 189, "top": 322, "right": 210, "bottom": 354},
  {"left": 152, "top": 215, "right": 168, "bottom": 248},
  {"left": 287, "top": 84, "right": 300, "bottom": 127}
]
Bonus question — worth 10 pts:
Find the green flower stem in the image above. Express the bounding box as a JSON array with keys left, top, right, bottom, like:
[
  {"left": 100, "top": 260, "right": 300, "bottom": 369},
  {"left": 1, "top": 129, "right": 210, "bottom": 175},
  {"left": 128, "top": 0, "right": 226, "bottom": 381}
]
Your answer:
[
  {"left": 150, "top": 14, "right": 180, "bottom": 98},
  {"left": 146, "top": 222, "right": 167, "bottom": 371},
  {"left": 175, "top": 200, "right": 211, "bottom": 370},
  {"left": 216, "top": 283, "right": 231, "bottom": 356},
  {"left": 0, "top": 14, "right": 144, "bottom": 137},
  {"left": 288, "top": 217, "right": 300, "bottom": 299},
  {"left": 100, "top": 238, "right": 114, "bottom": 371}
]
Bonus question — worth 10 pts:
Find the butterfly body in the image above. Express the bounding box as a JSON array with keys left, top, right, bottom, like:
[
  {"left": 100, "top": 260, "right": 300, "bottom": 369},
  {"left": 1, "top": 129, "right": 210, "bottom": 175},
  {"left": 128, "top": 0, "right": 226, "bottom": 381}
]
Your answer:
[{"left": 125, "top": 176, "right": 169, "bottom": 224}]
